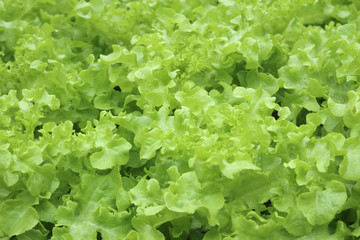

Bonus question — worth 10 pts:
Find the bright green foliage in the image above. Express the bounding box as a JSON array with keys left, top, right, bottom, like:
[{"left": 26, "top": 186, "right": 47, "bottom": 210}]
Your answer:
[{"left": 1, "top": 0, "right": 360, "bottom": 239}]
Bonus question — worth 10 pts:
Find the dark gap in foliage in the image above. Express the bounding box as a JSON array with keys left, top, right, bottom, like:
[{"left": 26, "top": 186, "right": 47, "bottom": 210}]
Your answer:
[
  {"left": 269, "top": 140, "right": 277, "bottom": 149},
  {"left": 314, "top": 124, "right": 324, "bottom": 138},
  {"left": 34, "top": 125, "right": 43, "bottom": 139},
  {"left": 127, "top": 204, "right": 137, "bottom": 215},
  {"left": 69, "top": 16, "right": 76, "bottom": 23},
  {"left": 96, "top": 169, "right": 112, "bottom": 176},
  {"left": 303, "top": 17, "right": 344, "bottom": 29},
  {"left": 157, "top": 222, "right": 172, "bottom": 239},
  {"left": 215, "top": 81, "right": 228, "bottom": 93},
  {"left": 119, "top": 166, "right": 130, "bottom": 177},
  {"left": 272, "top": 110, "right": 279, "bottom": 120},
  {"left": 230, "top": 63, "right": 247, "bottom": 87},
  {"left": 264, "top": 200, "right": 272, "bottom": 207},
  {"left": 0, "top": 47, "right": 15, "bottom": 63},
  {"left": 189, "top": 228, "right": 209, "bottom": 239},
  {"left": 335, "top": 209, "right": 357, "bottom": 227},
  {"left": 120, "top": 165, "right": 149, "bottom": 179},
  {"left": 260, "top": 209, "right": 270, "bottom": 216},
  {"left": 334, "top": 155, "right": 344, "bottom": 173},
  {"left": 344, "top": 127, "right": 351, "bottom": 138},
  {"left": 261, "top": 50, "right": 288, "bottom": 78},
  {"left": 124, "top": 100, "right": 143, "bottom": 114},
  {"left": 274, "top": 88, "right": 294, "bottom": 105},
  {"left": 96, "top": 231, "right": 102, "bottom": 240},
  {"left": 296, "top": 108, "right": 313, "bottom": 126},
  {"left": 316, "top": 97, "right": 326, "bottom": 106},
  {"left": 73, "top": 121, "right": 82, "bottom": 134},
  {"left": 42, "top": 221, "right": 55, "bottom": 238},
  {"left": 200, "top": 124, "right": 207, "bottom": 129},
  {"left": 113, "top": 86, "right": 122, "bottom": 92},
  {"left": 328, "top": 219, "right": 337, "bottom": 234}
]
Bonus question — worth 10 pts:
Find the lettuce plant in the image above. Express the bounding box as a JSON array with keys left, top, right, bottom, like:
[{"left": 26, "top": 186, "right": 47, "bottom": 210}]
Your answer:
[{"left": 1, "top": 0, "right": 360, "bottom": 239}]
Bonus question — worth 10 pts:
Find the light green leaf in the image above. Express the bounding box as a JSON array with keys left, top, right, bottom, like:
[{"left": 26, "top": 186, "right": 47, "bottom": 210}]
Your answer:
[
  {"left": 56, "top": 169, "right": 132, "bottom": 239},
  {"left": 339, "top": 138, "right": 360, "bottom": 181},
  {"left": 0, "top": 144, "right": 11, "bottom": 169},
  {"left": 26, "top": 164, "right": 59, "bottom": 197},
  {"left": 131, "top": 218, "right": 165, "bottom": 240},
  {"left": 219, "top": 159, "right": 260, "bottom": 179},
  {"left": 17, "top": 229, "right": 47, "bottom": 240},
  {"left": 90, "top": 137, "right": 132, "bottom": 169},
  {"left": 284, "top": 208, "right": 312, "bottom": 236},
  {"left": 175, "top": 83, "right": 215, "bottom": 114},
  {"left": 0, "top": 194, "right": 39, "bottom": 237},
  {"left": 203, "top": 229, "right": 221, "bottom": 240},
  {"left": 130, "top": 177, "right": 164, "bottom": 208},
  {"left": 165, "top": 172, "right": 224, "bottom": 226},
  {"left": 297, "top": 181, "right": 347, "bottom": 225}
]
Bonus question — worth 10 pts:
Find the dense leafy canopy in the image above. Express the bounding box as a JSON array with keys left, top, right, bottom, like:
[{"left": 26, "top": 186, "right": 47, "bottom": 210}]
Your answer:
[{"left": 1, "top": 0, "right": 360, "bottom": 239}]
